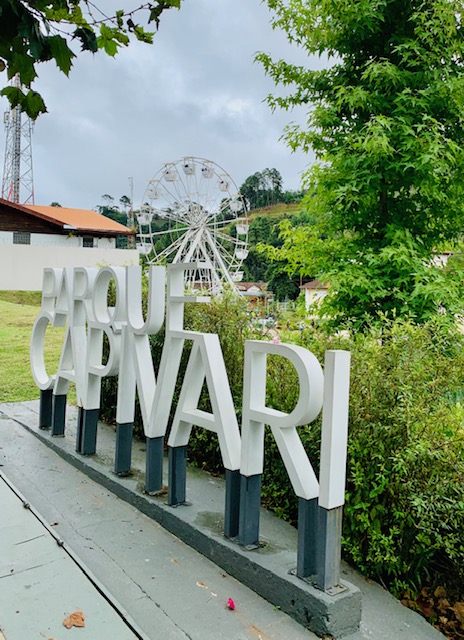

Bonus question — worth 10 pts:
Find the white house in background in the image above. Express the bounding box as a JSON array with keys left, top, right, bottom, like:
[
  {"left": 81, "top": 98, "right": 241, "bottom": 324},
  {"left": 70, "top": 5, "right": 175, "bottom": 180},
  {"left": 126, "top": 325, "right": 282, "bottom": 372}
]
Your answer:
[
  {"left": 300, "top": 280, "right": 329, "bottom": 313},
  {"left": 0, "top": 198, "right": 139, "bottom": 291},
  {"left": 299, "top": 251, "right": 454, "bottom": 315}
]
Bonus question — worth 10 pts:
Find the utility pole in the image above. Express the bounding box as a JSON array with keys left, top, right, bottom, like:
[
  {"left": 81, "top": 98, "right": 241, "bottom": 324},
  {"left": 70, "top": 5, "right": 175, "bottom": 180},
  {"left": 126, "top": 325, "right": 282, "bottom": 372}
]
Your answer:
[
  {"left": 128, "top": 176, "right": 135, "bottom": 248},
  {"left": 2, "top": 75, "right": 35, "bottom": 205}
]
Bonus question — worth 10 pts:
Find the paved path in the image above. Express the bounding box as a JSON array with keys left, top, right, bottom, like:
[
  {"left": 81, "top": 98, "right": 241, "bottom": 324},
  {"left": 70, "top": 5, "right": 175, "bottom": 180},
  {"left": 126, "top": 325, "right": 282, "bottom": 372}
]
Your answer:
[
  {"left": 0, "top": 473, "right": 144, "bottom": 639},
  {"left": 0, "top": 402, "right": 445, "bottom": 639},
  {"left": 0, "top": 411, "right": 315, "bottom": 640}
]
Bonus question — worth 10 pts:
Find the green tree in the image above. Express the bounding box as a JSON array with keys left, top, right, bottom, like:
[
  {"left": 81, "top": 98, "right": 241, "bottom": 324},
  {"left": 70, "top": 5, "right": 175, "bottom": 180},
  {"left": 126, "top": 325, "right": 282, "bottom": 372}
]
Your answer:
[
  {"left": 239, "top": 213, "right": 302, "bottom": 300},
  {"left": 0, "top": 1, "right": 182, "bottom": 118},
  {"left": 262, "top": 167, "right": 283, "bottom": 204},
  {"left": 119, "top": 194, "right": 131, "bottom": 215},
  {"left": 96, "top": 194, "right": 127, "bottom": 226},
  {"left": 259, "top": 0, "right": 464, "bottom": 328},
  {"left": 240, "top": 168, "right": 285, "bottom": 210},
  {"left": 240, "top": 172, "right": 265, "bottom": 210}
]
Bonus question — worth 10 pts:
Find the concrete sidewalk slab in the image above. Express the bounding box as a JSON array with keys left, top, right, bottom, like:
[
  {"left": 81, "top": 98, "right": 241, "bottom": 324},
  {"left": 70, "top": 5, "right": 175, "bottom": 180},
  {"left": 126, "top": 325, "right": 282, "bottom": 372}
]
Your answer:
[
  {"left": 0, "top": 473, "right": 145, "bottom": 640},
  {"left": 0, "top": 400, "right": 446, "bottom": 639}
]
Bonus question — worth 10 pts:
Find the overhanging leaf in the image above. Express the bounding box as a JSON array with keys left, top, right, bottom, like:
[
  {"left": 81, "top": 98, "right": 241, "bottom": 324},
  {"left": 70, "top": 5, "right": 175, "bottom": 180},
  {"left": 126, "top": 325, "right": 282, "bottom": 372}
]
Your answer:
[
  {"left": 0, "top": 85, "right": 24, "bottom": 109},
  {"left": 73, "top": 26, "right": 98, "bottom": 53},
  {"left": 48, "top": 35, "right": 75, "bottom": 75},
  {"left": 23, "top": 89, "right": 47, "bottom": 118}
]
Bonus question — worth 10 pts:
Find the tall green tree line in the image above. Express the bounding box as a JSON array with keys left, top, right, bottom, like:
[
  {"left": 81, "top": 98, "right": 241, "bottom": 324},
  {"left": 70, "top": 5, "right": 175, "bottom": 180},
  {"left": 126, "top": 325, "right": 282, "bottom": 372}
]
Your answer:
[{"left": 239, "top": 168, "right": 304, "bottom": 210}]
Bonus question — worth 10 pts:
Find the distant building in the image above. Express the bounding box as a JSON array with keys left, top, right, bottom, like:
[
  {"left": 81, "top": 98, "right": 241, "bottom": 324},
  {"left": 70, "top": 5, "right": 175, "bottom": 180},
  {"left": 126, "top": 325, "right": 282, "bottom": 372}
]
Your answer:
[
  {"left": 236, "top": 281, "right": 274, "bottom": 308},
  {"left": 300, "top": 280, "right": 329, "bottom": 313},
  {"left": 432, "top": 251, "right": 453, "bottom": 267},
  {"left": 0, "top": 198, "right": 138, "bottom": 290}
]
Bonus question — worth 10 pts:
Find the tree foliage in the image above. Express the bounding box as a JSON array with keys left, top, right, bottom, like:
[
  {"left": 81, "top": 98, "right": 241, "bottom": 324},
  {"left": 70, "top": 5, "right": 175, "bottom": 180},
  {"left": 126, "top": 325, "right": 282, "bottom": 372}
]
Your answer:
[
  {"left": 0, "top": 0, "right": 182, "bottom": 118},
  {"left": 239, "top": 212, "right": 304, "bottom": 300},
  {"left": 239, "top": 168, "right": 284, "bottom": 210},
  {"left": 95, "top": 193, "right": 128, "bottom": 225},
  {"left": 259, "top": 0, "right": 464, "bottom": 328}
]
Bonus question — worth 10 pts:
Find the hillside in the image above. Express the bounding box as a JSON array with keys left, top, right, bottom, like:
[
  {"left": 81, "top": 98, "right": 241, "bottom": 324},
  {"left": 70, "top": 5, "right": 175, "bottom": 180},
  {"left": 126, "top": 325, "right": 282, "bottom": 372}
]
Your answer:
[{"left": 247, "top": 202, "right": 303, "bottom": 219}]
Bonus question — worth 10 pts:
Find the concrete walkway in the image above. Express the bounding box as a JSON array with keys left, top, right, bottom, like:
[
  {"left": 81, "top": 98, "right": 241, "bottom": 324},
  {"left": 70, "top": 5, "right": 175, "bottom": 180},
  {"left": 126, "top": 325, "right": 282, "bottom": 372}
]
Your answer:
[
  {"left": 0, "top": 401, "right": 445, "bottom": 640},
  {"left": 0, "top": 473, "right": 145, "bottom": 639}
]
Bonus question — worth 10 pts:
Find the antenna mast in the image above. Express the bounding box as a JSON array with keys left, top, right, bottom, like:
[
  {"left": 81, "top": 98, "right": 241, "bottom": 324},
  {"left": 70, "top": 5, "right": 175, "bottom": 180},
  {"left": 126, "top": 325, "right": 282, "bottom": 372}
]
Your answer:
[{"left": 2, "top": 75, "right": 35, "bottom": 204}]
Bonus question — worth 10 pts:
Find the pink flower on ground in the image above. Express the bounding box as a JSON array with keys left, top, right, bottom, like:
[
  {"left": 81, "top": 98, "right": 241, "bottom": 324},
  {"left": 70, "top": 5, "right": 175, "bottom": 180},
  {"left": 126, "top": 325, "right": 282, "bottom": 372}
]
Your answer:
[
  {"left": 226, "top": 597, "right": 236, "bottom": 610},
  {"left": 271, "top": 336, "right": 281, "bottom": 344}
]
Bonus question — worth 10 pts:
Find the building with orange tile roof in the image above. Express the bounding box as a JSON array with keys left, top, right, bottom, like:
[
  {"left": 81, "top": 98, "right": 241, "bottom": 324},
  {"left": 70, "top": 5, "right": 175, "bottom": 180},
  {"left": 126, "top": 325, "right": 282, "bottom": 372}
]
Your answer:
[{"left": 0, "top": 198, "right": 139, "bottom": 290}]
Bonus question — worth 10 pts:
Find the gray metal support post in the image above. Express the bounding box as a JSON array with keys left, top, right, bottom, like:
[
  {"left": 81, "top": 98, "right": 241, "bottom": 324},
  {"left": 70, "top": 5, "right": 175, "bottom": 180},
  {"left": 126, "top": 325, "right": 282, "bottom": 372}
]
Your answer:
[
  {"left": 145, "top": 436, "right": 164, "bottom": 494},
  {"left": 76, "top": 406, "right": 84, "bottom": 452},
  {"left": 167, "top": 445, "right": 187, "bottom": 506},
  {"left": 224, "top": 469, "right": 241, "bottom": 538},
  {"left": 297, "top": 497, "right": 343, "bottom": 592},
  {"left": 51, "top": 394, "right": 67, "bottom": 436},
  {"left": 238, "top": 473, "right": 261, "bottom": 548},
  {"left": 114, "top": 422, "right": 133, "bottom": 476},
  {"left": 296, "top": 497, "right": 318, "bottom": 579},
  {"left": 39, "top": 389, "right": 53, "bottom": 429},
  {"left": 78, "top": 409, "right": 99, "bottom": 455},
  {"left": 314, "top": 505, "right": 343, "bottom": 592}
]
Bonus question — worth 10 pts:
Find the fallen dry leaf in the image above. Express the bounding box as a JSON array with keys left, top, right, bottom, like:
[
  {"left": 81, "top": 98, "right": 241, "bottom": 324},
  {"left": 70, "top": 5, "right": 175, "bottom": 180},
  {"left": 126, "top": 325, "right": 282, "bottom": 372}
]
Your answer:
[
  {"left": 196, "top": 581, "right": 208, "bottom": 589},
  {"left": 63, "top": 610, "right": 85, "bottom": 629},
  {"left": 417, "top": 600, "right": 435, "bottom": 619},
  {"left": 435, "top": 586, "right": 447, "bottom": 599},
  {"left": 453, "top": 602, "right": 464, "bottom": 625}
]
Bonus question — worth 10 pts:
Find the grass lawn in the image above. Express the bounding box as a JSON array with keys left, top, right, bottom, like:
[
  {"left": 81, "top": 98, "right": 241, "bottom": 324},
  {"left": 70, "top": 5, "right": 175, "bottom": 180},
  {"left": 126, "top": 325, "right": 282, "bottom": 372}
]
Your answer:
[{"left": 0, "top": 297, "right": 70, "bottom": 403}]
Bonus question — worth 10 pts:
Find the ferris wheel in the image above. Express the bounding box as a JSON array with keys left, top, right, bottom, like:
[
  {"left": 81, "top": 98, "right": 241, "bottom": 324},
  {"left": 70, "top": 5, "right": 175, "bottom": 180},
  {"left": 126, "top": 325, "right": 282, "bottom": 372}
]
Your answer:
[{"left": 136, "top": 157, "right": 249, "bottom": 293}]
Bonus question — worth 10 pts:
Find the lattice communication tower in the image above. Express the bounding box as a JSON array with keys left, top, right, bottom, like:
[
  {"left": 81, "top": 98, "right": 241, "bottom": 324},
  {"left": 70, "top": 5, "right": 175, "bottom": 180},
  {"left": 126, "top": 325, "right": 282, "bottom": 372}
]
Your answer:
[{"left": 1, "top": 75, "right": 35, "bottom": 205}]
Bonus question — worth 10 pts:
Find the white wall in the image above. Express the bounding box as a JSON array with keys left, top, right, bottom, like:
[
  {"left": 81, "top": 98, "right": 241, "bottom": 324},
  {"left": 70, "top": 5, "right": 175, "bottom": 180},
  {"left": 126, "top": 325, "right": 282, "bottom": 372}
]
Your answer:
[
  {"left": 30, "top": 233, "right": 81, "bottom": 247},
  {"left": 0, "top": 231, "right": 12, "bottom": 243},
  {"left": 0, "top": 245, "right": 140, "bottom": 291},
  {"left": 0, "top": 232, "right": 117, "bottom": 249},
  {"left": 304, "top": 289, "right": 327, "bottom": 312}
]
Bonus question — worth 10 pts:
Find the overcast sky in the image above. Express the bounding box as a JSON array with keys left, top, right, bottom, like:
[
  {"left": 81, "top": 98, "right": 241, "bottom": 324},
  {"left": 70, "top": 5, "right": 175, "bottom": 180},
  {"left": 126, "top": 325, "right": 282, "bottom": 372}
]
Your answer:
[{"left": 0, "top": 0, "right": 319, "bottom": 211}]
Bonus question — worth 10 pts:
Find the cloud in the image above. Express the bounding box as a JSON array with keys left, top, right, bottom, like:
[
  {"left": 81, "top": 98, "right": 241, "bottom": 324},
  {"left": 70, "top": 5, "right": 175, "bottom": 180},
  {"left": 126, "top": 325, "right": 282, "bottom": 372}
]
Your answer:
[{"left": 0, "top": 0, "right": 316, "bottom": 210}]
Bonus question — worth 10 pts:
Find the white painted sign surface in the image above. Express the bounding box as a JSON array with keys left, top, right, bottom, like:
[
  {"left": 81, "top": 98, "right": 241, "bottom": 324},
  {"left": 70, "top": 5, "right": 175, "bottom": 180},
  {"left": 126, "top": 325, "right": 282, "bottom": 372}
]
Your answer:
[{"left": 31, "top": 264, "right": 350, "bottom": 508}]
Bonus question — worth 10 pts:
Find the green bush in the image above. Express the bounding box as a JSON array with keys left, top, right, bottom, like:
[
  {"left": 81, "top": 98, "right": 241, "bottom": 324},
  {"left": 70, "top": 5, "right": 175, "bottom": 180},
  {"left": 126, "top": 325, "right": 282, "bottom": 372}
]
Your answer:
[
  {"left": 184, "top": 314, "right": 464, "bottom": 596},
  {"left": 296, "top": 319, "right": 464, "bottom": 596}
]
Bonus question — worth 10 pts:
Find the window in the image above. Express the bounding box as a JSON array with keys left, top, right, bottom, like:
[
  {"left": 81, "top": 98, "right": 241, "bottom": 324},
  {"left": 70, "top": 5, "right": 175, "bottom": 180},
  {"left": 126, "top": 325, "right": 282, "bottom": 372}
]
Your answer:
[
  {"left": 116, "top": 235, "right": 128, "bottom": 249},
  {"left": 13, "top": 232, "right": 31, "bottom": 245},
  {"left": 82, "top": 236, "right": 94, "bottom": 248}
]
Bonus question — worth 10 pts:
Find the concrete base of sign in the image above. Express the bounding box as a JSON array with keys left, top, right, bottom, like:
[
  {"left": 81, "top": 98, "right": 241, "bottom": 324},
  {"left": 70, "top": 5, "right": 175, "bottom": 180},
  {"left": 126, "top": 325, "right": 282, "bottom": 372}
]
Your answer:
[{"left": 7, "top": 402, "right": 362, "bottom": 638}]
